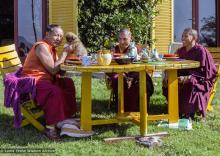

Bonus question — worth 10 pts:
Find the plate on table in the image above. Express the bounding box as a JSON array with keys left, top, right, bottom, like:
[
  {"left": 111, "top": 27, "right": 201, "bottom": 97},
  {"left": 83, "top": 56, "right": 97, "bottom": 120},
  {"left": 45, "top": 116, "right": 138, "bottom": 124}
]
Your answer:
[
  {"left": 66, "top": 55, "right": 80, "bottom": 61},
  {"left": 163, "top": 54, "right": 178, "bottom": 58},
  {"left": 163, "top": 54, "right": 180, "bottom": 60},
  {"left": 65, "top": 55, "right": 81, "bottom": 65},
  {"left": 65, "top": 59, "right": 82, "bottom": 65},
  {"left": 163, "top": 56, "right": 180, "bottom": 61}
]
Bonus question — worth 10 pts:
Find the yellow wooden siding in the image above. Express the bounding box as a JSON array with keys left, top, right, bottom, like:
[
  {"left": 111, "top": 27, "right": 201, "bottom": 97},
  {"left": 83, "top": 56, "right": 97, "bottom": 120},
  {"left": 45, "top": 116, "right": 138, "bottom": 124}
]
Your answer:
[
  {"left": 154, "top": 0, "right": 173, "bottom": 53},
  {"left": 208, "top": 47, "right": 220, "bottom": 63},
  {"left": 49, "top": 0, "right": 78, "bottom": 54}
]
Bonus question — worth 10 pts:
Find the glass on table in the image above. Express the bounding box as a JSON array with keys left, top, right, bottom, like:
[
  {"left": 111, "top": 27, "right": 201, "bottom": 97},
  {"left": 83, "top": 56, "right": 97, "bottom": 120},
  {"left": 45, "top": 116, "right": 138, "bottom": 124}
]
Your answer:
[{"left": 90, "top": 53, "right": 97, "bottom": 64}]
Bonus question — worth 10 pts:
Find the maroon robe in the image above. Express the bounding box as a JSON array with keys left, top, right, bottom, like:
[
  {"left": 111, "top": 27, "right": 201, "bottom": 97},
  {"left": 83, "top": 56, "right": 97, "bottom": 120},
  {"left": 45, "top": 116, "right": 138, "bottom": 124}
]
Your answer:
[
  {"left": 164, "top": 44, "right": 217, "bottom": 117},
  {"left": 108, "top": 44, "right": 154, "bottom": 112},
  {"left": 36, "top": 77, "right": 77, "bottom": 125}
]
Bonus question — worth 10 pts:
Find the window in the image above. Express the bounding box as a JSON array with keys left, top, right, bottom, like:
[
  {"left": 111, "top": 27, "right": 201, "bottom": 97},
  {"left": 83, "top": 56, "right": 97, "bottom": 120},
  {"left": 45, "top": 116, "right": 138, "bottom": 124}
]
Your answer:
[
  {"left": 199, "top": 0, "right": 216, "bottom": 46},
  {"left": 14, "top": 0, "right": 48, "bottom": 51},
  {"left": 174, "top": 0, "right": 220, "bottom": 47},
  {"left": 174, "top": 0, "right": 192, "bottom": 43}
]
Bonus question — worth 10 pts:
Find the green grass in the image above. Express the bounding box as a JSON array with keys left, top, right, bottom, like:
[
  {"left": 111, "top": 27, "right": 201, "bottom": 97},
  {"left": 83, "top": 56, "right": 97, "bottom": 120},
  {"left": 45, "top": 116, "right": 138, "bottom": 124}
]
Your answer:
[{"left": 0, "top": 76, "right": 220, "bottom": 156}]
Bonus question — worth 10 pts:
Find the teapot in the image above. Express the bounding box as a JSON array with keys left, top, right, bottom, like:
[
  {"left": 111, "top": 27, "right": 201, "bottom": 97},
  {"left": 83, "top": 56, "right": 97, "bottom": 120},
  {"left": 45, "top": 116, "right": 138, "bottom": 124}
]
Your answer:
[
  {"left": 128, "top": 42, "right": 138, "bottom": 59},
  {"left": 97, "top": 49, "right": 112, "bottom": 65}
]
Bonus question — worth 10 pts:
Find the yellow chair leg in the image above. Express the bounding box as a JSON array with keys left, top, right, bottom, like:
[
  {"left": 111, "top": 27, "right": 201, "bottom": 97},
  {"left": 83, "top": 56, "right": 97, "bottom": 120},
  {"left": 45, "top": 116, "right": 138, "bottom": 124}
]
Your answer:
[
  {"left": 21, "top": 106, "right": 45, "bottom": 132},
  {"left": 207, "top": 90, "right": 215, "bottom": 111},
  {"left": 207, "top": 104, "right": 213, "bottom": 111},
  {"left": 21, "top": 111, "right": 44, "bottom": 127}
]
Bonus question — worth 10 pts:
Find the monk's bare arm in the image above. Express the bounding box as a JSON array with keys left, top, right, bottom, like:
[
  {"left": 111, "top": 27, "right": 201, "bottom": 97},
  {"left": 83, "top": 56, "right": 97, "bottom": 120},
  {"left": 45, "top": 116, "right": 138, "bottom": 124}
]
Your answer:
[{"left": 35, "top": 44, "right": 68, "bottom": 75}]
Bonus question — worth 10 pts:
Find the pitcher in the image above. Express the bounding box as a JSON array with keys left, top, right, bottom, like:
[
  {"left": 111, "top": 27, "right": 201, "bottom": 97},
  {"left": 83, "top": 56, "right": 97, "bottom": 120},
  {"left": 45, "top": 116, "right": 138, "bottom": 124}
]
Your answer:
[{"left": 97, "top": 49, "right": 112, "bottom": 65}]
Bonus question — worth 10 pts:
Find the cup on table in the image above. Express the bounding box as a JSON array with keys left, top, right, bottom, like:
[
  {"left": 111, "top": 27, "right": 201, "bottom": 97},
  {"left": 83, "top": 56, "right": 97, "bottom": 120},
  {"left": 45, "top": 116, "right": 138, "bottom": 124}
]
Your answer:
[
  {"left": 82, "top": 56, "right": 92, "bottom": 66},
  {"left": 159, "top": 54, "right": 164, "bottom": 59},
  {"left": 90, "top": 53, "right": 97, "bottom": 64}
]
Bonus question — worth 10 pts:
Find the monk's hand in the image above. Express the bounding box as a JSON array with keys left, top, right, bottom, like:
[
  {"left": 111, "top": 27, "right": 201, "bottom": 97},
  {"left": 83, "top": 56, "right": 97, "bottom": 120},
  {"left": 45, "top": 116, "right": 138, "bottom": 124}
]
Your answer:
[
  {"left": 63, "top": 45, "right": 73, "bottom": 54},
  {"left": 178, "top": 76, "right": 191, "bottom": 84},
  {"left": 184, "top": 75, "right": 191, "bottom": 83},
  {"left": 126, "top": 77, "right": 134, "bottom": 89},
  {"left": 178, "top": 76, "right": 185, "bottom": 83}
]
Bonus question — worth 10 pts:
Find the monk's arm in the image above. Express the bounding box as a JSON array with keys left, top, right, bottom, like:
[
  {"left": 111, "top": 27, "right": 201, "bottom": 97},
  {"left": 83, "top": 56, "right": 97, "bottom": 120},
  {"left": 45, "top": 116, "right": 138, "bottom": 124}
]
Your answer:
[{"left": 35, "top": 44, "right": 68, "bottom": 75}]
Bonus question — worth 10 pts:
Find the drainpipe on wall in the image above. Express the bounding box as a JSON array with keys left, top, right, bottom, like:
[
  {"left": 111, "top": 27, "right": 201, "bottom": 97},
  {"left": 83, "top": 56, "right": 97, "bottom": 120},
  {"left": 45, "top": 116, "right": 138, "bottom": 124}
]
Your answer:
[{"left": 150, "top": 0, "right": 156, "bottom": 50}]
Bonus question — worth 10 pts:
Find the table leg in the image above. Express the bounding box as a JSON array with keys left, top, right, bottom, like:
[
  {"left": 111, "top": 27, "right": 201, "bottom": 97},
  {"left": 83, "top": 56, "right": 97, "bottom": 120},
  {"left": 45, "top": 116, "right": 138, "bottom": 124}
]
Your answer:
[
  {"left": 80, "top": 72, "right": 92, "bottom": 131},
  {"left": 118, "top": 73, "right": 124, "bottom": 114},
  {"left": 139, "top": 71, "right": 147, "bottom": 136},
  {"left": 167, "top": 70, "right": 179, "bottom": 123}
]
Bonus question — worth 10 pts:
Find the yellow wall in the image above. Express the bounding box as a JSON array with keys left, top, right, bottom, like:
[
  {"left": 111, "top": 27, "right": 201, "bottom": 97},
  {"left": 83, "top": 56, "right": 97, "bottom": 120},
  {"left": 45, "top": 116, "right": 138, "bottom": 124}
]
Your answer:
[
  {"left": 153, "top": 0, "right": 173, "bottom": 53},
  {"left": 49, "top": 0, "right": 78, "bottom": 54}
]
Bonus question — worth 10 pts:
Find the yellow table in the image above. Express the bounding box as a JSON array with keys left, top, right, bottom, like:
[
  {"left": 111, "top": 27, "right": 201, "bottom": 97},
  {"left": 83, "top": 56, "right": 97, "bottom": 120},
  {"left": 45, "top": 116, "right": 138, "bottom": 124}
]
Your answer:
[{"left": 61, "top": 60, "right": 199, "bottom": 136}]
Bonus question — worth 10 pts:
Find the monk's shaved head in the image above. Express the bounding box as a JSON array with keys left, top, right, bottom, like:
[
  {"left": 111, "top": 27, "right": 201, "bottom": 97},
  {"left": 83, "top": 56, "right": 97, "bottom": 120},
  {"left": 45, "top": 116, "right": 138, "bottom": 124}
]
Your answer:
[
  {"left": 119, "top": 28, "right": 131, "bottom": 37},
  {"left": 183, "top": 28, "right": 198, "bottom": 41}
]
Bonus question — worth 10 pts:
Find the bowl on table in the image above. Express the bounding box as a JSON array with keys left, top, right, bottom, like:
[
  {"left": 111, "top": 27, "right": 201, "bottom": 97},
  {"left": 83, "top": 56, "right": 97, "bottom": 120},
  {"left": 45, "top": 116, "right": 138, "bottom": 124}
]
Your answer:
[
  {"left": 113, "top": 53, "right": 126, "bottom": 57},
  {"left": 114, "top": 57, "right": 135, "bottom": 65}
]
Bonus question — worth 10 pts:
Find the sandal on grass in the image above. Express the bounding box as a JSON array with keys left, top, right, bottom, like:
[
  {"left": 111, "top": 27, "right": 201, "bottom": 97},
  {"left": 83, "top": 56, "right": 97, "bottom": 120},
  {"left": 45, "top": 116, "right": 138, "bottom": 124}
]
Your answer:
[
  {"left": 60, "top": 123, "right": 95, "bottom": 138},
  {"left": 44, "top": 128, "right": 61, "bottom": 141}
]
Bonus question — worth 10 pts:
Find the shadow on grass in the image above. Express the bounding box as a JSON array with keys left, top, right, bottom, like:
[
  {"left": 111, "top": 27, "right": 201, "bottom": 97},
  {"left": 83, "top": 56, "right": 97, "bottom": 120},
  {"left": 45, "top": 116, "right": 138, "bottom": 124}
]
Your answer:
[
  {"left": 90, "top": 99, "right": 168, "bottom": 115},
  {"left": 94, "top": 123, "right": 135, "bottom": 137},
  {"left": 149, "top": 103, "right": 168, "bottom": 115},
  {"left": 0, "top": 114, "right": 51, "bottom": 146},
  {"left": 76, "top": 99, "right": 116, "bottom": 114},
  {"left": 0, "top": 99, "right": 169, "bottom": 144},
  {"left": 61, "top": 123, "right": 135, "bottom": 142}
]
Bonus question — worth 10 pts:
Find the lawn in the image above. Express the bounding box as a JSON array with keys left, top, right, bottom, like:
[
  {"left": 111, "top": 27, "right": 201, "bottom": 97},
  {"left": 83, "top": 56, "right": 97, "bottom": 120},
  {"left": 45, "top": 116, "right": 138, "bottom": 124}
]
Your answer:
[{"left": 0, "top": 75, "right": 220, "bottom": 156}]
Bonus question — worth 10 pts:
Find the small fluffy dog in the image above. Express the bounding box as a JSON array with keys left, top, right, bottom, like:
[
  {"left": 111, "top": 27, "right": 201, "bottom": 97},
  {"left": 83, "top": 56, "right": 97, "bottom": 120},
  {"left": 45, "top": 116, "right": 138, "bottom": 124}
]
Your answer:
[{"left": 64, "top": 32, "right": 87, "bottom": 57}]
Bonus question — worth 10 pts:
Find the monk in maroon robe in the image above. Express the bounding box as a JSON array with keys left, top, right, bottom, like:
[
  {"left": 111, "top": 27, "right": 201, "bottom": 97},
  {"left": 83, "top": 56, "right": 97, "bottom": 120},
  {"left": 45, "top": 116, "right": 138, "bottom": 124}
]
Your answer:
[
  {"left": 108, "top": 29, "right": 154, "bottom": 112},
  {"left": 22, "top": 24, "right": 77, "bottom": 140},
  {"left": 164, "top": 28, "right": 217, "bottom": 118}
]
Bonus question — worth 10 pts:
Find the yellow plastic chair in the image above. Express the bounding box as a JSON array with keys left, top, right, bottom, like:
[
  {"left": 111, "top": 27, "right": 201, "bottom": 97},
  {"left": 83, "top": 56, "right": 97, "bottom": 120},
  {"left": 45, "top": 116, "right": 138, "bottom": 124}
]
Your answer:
[
  {"left": 208, "top": 47, "right": 220, "bottom": 63},
  {"left": 0, "top": 44, "right": 45, "bottom": 131},
  {"left": 206, "top": 64, "right": 220, "bottom": 111},
  {"left": 206, "top": 47, "right": 220, "bottom": 111}
]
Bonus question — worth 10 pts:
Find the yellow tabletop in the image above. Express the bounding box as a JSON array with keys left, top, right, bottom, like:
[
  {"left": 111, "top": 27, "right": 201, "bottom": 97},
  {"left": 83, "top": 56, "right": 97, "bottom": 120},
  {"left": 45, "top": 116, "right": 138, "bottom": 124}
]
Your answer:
[
  {"left": 61, "top": 60, "right": 200, "bottom": 72},
  {"left": 61, "top": 60, "right": 200, "bottom": 136}
]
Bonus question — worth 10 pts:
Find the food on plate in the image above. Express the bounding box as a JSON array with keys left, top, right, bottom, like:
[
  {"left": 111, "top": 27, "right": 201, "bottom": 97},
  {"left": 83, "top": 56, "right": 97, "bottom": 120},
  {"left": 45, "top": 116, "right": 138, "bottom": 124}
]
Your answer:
[{"left": 163, "top": 54, "right": 178, "bottom": 58}]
